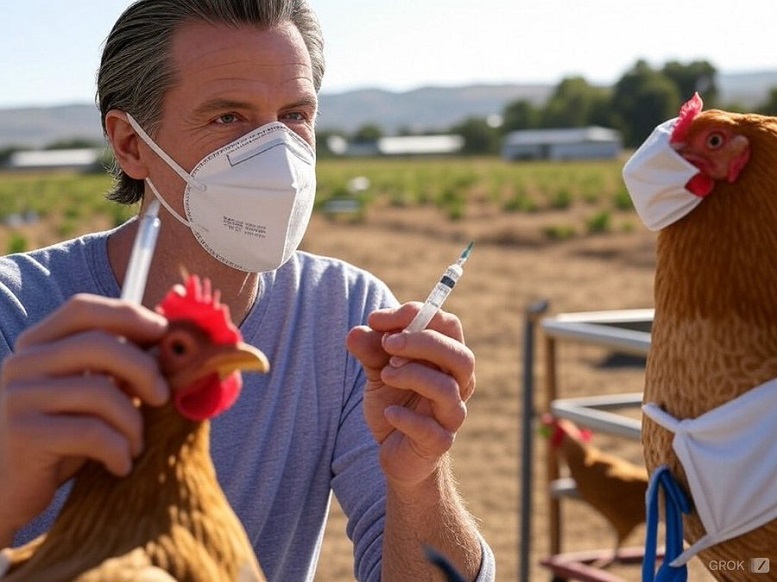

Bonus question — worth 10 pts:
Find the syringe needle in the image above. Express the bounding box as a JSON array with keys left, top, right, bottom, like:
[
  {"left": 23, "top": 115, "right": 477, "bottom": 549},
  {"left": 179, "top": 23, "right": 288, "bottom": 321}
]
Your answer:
[
  {"left": 456, "top": 241, "right": 474, "bottom": 266},
  {"left": 404, "top": 242, "right": 474, "bottom": 333}
]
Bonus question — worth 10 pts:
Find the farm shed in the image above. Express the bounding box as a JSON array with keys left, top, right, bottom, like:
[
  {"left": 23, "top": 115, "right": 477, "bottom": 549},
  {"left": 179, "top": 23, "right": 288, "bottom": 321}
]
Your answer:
[
  {"left": 336, "top": 134, "right": 464, "bottom": 157},
  {"left": 502, "top": 126, "right": 622, "bottom": 161},
  {"left": 5, "top": 148, "right": 104, "bottom": 172},
  {"left": 377, "top": 135, "right": 464, "bottom": 156}
]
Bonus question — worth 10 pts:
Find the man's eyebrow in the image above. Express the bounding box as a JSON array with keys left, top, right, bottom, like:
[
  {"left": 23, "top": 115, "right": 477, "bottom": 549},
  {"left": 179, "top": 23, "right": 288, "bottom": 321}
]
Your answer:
[
  {"left": 282, "top": 95, "right": 319, "bottom": 111},
  {"left": 192, "top": 98, "right": 254, "bottom": 117},
  {"left": 193, "top": 96, "right": 318, "bottom": 118}
]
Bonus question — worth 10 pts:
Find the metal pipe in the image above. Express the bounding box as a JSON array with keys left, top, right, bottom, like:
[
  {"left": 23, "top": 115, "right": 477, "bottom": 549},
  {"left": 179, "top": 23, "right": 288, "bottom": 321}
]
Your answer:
[{"left": 519, "top": 299, "right": 549, "bottom": 582}]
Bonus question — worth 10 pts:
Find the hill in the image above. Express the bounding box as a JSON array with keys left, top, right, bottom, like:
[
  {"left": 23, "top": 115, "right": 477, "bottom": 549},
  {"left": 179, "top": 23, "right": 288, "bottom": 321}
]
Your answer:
[
  {"left": 316, "top": 83, "right": 552, "bottom": 134},
  {"left": 2, "top": 71, "right": 777, "bottom": 149},
  {"left": 0, "top": 84, "right": 551, "bottom": 149},
  {"left": 0, "top": 104, "right": 104, "bottom": 149}
]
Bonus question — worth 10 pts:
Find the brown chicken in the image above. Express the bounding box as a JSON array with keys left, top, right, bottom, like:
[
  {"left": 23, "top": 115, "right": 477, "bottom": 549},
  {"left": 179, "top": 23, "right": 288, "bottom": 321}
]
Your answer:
[
  {"left": 543, "top": 414, "right": 649, "bottom": 561},
  {"left": 1, "top": 275, "right": 269, "bottom": 582},
  {"left": 636, "top": 94, "right": 777, "bottom": 577}
]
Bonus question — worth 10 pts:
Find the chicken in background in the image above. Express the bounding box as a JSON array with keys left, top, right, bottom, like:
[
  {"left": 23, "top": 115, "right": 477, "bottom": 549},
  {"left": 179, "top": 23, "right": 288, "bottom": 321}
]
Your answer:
[
  {"left": 542, "top": 414, "right": 649, "bottom": 564},
  {"left": 626, "top": 93, "right": 777, "bottom": 578},
  {"left": 0, "top": 275, "right": 269, "bottom": 582}
]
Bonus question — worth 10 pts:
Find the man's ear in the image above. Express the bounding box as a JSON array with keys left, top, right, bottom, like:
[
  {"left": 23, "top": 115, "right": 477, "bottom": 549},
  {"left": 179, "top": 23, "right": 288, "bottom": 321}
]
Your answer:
[{"left": 104, "top": 110, "right": 147, "bottom": 180}]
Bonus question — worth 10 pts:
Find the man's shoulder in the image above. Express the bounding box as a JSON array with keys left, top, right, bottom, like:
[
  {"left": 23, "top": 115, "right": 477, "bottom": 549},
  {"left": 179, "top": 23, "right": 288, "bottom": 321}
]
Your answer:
[
  {"left": 0, "top": 232, "right": 107, "bottom": 287},
  {"left": 250, "top": 251, "right": 397, "bottom": 331},
  {"left": 0, "top": 231, "right": 113, "bottom": 331},
  {"left": 293, "top": 250, "right": 368, "bottom": 274},
  {"left": 286, "top": 251, "right": 390, "bottom": 291}
]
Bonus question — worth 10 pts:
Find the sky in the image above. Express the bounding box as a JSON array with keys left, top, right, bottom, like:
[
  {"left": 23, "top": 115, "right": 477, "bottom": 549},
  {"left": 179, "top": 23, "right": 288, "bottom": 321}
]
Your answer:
[{"left": 2, "top": 0, "right": 777, "bottom": 109}]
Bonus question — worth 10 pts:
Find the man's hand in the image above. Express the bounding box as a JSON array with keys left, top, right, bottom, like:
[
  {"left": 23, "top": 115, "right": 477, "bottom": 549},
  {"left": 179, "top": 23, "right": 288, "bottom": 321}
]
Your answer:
[
  {"left": 0, "top": 295, "right": 169, "bottom": 546},
  {"left": 346, "top": 303, "right": 476, "bottom": 489}
]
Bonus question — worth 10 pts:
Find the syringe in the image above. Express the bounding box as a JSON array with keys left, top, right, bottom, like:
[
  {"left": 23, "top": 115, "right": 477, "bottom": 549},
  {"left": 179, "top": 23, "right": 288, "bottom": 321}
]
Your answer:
[
  {"left": 121, "top": 199, "right": 161, "bottom": 304},
  {"left": 405, "top": 241, "right": 474, "bottom": 332}
]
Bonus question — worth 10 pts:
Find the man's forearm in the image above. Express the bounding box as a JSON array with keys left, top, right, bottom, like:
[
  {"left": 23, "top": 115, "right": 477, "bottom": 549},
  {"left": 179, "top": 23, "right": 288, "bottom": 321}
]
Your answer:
[
  {"left": 0, "top": 530, "right": 12, "bottom": 549},
  {"left": 0, "top": 503, "right": 18, "bottom": 549},
  {"left": 381, "top": 456, "right": 483, "bottom": 581}
]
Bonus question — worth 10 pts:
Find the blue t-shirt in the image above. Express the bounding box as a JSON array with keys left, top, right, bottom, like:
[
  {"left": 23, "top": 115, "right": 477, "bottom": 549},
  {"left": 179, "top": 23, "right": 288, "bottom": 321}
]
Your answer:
[{"left": 1, "top": 227, "right": 496, "bottom": 581}]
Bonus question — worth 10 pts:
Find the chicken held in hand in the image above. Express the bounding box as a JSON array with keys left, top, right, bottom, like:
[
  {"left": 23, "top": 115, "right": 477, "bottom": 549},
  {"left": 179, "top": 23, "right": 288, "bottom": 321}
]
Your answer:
[
  {"left": 624, "top": 94, "right": 777, "bottom": 579},
  {"left": 0, "top": 275, "right": 269, "bottom": 582}
]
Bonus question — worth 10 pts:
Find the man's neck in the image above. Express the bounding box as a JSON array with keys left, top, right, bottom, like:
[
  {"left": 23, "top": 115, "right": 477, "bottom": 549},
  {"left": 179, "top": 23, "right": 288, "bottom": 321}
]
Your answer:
[{"left": 107, "top": 217, "right": 260, "bottom": 324}]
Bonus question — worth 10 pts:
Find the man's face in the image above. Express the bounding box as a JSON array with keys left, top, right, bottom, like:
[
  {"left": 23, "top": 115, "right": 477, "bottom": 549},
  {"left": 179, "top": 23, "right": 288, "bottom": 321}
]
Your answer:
[{"left": 142, "top": 20, "right": 318, "bottom": 206}]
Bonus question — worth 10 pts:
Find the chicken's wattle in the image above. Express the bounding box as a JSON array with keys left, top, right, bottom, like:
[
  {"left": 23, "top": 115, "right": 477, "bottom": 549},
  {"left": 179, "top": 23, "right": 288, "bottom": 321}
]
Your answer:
[{"left": 175, "top": 371, "right": 242, "bottom": 422}]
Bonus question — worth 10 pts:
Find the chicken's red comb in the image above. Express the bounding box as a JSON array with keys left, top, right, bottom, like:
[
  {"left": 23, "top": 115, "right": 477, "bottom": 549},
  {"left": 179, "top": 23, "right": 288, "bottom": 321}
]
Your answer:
[
  {"left": 157, "top": 274, "right": 241, "bottom": 345},
  {"left": 540, "top": 413, "right": 593, "bottom": 447},
  {"left": 670, "top": 92, "right": 703, "bottom": 144}
]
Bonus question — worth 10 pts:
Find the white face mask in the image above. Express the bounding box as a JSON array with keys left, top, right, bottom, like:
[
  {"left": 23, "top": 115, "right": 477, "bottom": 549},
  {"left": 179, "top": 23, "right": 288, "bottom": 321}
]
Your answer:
[
  {"left": 622, "top": 118, "right": 704, "bottom": 231},
  {"left": 126, "top": 114, "right": 316, "bottom": 272},
  {"left": 642, "top": 378, "right": 777, "bottom": 567}
]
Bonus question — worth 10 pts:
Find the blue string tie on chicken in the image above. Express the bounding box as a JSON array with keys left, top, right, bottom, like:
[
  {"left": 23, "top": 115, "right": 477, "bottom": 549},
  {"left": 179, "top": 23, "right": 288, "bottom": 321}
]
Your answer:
[{"left": 643, "top": 465, "right": 691, "bottom": 582}]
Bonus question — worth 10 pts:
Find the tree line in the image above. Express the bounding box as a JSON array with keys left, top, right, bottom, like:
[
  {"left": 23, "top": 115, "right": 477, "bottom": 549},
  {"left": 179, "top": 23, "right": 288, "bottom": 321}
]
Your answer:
[{"left": 320, "top": 59, "right": 777, "bottom": 156}]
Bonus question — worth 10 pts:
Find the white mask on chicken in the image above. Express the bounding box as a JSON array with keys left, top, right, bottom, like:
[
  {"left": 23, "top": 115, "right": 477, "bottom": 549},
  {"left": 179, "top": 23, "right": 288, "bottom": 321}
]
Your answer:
[
  {"left": 643, "top": 378, "right": 777, "bottom": 566},
  {"left": 126, "top": 114, "right": 316, "bottom": 273},
  {"left": 622, "top": 118, "right": 704, "bottom": 231}
]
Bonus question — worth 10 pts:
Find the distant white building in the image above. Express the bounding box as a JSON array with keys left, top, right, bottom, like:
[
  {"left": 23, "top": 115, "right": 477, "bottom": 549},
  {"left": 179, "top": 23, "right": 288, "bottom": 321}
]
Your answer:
[
  {"left": 502, "top": 127, "right": 622, "bottom": 161},
  {"left": 377, "top": 135, "right": 464, "bottom": 156},
  {"left": 5, "top": 148, "right": 104, "bottom": 172},
  {"left": 335, "top": 134, "right": 465, "bottom": 157}
]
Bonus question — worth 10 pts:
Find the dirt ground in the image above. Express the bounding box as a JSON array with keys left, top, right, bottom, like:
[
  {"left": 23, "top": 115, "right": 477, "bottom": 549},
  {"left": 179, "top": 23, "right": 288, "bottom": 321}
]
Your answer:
[{"left": 301, "top": 203, "right": 717, "bottom": 581}]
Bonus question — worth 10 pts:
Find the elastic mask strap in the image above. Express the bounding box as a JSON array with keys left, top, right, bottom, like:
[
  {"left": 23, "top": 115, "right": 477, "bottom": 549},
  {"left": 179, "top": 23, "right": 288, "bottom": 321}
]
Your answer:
[
  {"left": 643, "top": 466, "right": 691, "bottom": 582},
  {"left": 146, "top": 178, "right": 188, "bottom": 227},
  {"left": 125, "top": 113, "right": 206, "bottom": 192}
]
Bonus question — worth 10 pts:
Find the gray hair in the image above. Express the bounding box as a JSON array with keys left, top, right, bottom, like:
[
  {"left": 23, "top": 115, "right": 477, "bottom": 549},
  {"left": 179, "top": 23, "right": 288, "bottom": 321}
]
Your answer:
[{"left": 97, "top": 0, "right": 325, "bottom": 205}]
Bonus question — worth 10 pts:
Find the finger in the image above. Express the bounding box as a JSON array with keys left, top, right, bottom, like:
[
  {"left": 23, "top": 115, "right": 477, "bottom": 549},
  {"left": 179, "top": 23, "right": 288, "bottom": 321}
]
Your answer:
[
  {"left": 384, "top": 405, "right": 457, "bottom": 459},
  {"left": 15, "top": 294, "right": 167, "bottom": 350},
  {"left": 381, "top": 331, "right": 476, "bottom": 401},
  {"left": 349, "top": 305, "right": 466, "bottom": 370},
  {"left": 368, "top": 304, "right": 465, "bottom": 342},
  {"left": 346, "top": 325, "right": 390, "bottom": 377},
  {"left": 380, "top": 363, "right": 468, "bottom": 432},
  {"left": 6, "top": 375, "right": 145, "bottom": 457},
  {"left": 6, "top": 331, "right": 168, "bottom": 406},
  {"left": 14, "top": 414, "right": 136, "bottom": 477}
]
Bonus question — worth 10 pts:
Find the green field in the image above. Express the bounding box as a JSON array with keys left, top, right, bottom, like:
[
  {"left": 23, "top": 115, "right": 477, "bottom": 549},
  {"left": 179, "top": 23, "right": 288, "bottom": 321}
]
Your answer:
[{"left": 0, "top": 156, "right": 634, "bottom": 255}]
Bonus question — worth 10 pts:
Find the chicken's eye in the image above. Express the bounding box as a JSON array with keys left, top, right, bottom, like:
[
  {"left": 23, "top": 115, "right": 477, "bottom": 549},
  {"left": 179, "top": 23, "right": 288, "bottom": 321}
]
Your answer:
[
  {"left": 707, "top": 132, "right": 725, "bottom": 149},
  {"left": 162, "top": 331, "right": 196, "bottom": 360}
]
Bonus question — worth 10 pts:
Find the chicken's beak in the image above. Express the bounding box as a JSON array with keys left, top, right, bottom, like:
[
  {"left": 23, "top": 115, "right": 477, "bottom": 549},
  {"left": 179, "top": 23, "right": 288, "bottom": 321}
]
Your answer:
[{"left": 205, "top": 342, "right": 270, "bottom": 378}]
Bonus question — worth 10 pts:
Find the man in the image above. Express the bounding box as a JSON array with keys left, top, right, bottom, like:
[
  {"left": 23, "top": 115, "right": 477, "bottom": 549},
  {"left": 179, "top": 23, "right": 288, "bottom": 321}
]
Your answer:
[{"left": 0, "top": 1, "right": 495, "bottom": 580}]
